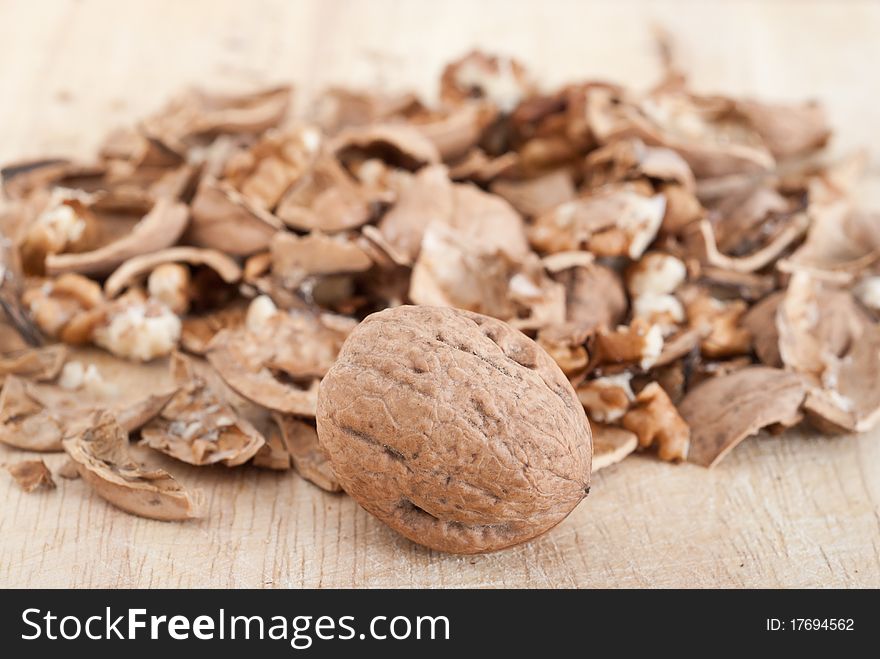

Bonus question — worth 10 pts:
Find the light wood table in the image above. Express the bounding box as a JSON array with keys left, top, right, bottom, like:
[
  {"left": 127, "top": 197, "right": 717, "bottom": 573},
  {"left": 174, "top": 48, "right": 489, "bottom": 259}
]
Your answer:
[{"left": 1, "top": 0, "right": 878, "bottom": 588}]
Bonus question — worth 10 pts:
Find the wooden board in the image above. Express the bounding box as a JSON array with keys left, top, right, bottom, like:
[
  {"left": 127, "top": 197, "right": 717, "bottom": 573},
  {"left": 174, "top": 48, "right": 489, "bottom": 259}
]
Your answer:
[{"left": 1, "top": 0, "right": 879, "bottom": 588}]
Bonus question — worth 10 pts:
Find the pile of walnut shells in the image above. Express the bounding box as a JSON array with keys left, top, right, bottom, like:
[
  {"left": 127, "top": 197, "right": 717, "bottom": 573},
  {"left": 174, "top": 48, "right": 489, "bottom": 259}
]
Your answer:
[{"left": 2, "top": 50, "right": 879, "bottom": 553}]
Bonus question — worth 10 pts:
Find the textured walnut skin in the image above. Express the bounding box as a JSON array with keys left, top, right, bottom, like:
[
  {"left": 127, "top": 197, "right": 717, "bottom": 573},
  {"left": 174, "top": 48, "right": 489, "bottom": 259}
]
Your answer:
[{"left": 317, "top": 305, "right": 592, "bottom": 554}]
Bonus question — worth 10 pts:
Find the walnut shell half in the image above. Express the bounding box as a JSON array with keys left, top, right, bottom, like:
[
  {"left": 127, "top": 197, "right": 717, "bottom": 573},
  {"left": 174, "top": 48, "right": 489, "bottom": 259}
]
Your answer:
[{"left": 316, "top": 305, "right": 591, "bottom": 554}]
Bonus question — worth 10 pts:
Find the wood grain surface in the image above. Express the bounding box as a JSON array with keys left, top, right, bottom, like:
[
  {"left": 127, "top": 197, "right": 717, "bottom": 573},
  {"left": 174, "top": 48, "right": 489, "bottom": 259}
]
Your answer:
[{"left": 1, "top": 0, "right": 879, "bottom": 588}]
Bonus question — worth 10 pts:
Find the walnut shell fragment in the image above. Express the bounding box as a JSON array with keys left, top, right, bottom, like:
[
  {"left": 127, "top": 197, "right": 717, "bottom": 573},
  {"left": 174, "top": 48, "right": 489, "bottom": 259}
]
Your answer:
[
  {"left": 585, "top": 86, "right": 776, "bottom": 178},
  {"left": 741, "top": 292, "right": 783, "bottom": 367},
  {"left": 377, "top": 164, "right": 454, "bottom": 264},
  {"left": 317, "top": 305, "right": 591, "bottom": 554},
  {"left": 222, "top": 124, "right": 323, "bottom": 209},
  {"left": 143, "top": 85, "right": 292, "bottom": 152},
  {"left": 213, "top": 300, "right": 355, "bottom": 375},
  {"left": 179, "top": 302, "right": 247, "bottom": 355},
  {"left": 275, "top": 157, "right": 374, "bottom": 233},
  {"left": 332, "top": 123, "right": 441, "bottom": 171},
  {"left": 734, "top": 99, "right": 830, "bottom": 159},
  {"left": 530, "top": 185, "right": 665, "bottom": 258},
  {"left": 776, "top": 274, "right": 880, "bottom": 433},
  {"left": 689, "top": 216, "right": 808, "bottom": 274},
  {"left": 188, "top": 177, "right": 283, "bottom": 255},
  {"left": 207, "top": 349, "right": 320, "bottom": 417},
  {"left": 56, "top": 458, "right": 80, "bottom": 480},
  {"left": 270, "top": 230, "right": 372, "bottom": 289},
  {"left": 491, "top": 170, "right": 576, "bottom": 217},
  {"left": 449, "top": 183, "right": 532, "bottom": 259},
  {"left": 205, "top": 303, "right": 351, "bottom": 417},
  {"left": 382, "top": 175, "right": 531, "bottom": 268},
  {"left": 776, "top": 273, "right": 864, "bottom": 376},
  {"left": 585, "top": 137, "right": 695, "bottom": 190},
  {"left": 0, "top": 344, "right": 67, "bottom": 385},
  {"left": 0, "top": 370, "right": 174, "bottom": 452},
  {"left": 310, "top": 87, "right": 421, "bottom": 135},
  {"left": 802, "top": 323, "right": 880, "bottom": 433},
  {"left": 1, "top": 158, "right": 71, "bottom": 200},
  {"left": 441, "top": 51, "right": 534, "bottom": 113},
  {"left": 6, "top": 459, "right": 56, "bottom": 492},
  {"left": 0, "top": 320, "right": 30, "bottom": 356},
  {"left": 410, "top": 222, "right": 564, "bottom": 329},
  {"left": 103, "top": 246, "right": 241, "bottom": 298},
  {"left": 45, "top": 199, "right": 189, "bottom": 276},
  {"left": 140, "top": 353, "right": 265, "bottom": 467},
  {"left": 590, "top": 423, "right": 638, "bottom": 473},
  {"left": 556, "top": 261, "right": 628, "bottom": 333},
  {"left": 0, "top": 375, "right": 71, "bottom": 451},
  {"left": 252, "top": 425, "right": 291, "bottom": 471},
  {"left": 816, "top": 312, "right": 880, "bottom": 434},
  {"left": 414, "top": 103, "right": 499, "bottom": 163},
  {"left": 255, "top": 414, "right": 341, "bottom": 492},
  {"left": 63, "top": 411, "right": 204, "bottom": 520},
  {"left": 779, "top": 203, "right": 880, "bottom": 284},
  {"left": 679, "top": 366, "right": 806, "bottom": 467}
]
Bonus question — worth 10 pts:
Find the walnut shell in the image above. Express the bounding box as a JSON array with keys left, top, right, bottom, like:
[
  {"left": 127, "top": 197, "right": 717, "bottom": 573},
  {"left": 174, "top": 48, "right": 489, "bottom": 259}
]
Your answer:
[{"left": 316, "top": 305, "right": 592, "bottom": 554}]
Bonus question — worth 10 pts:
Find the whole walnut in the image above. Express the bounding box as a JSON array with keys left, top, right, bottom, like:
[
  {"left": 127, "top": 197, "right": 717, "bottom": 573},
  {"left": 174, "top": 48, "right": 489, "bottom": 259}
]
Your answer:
[{"left": 317, "top": 305, "right": 592, "bottom": 554}]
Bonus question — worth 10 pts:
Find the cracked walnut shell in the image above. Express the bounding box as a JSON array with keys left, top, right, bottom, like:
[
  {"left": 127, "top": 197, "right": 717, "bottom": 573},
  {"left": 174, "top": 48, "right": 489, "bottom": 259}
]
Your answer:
[{"left": 316, "top": 305, "right": 592, "bottom": 554}]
